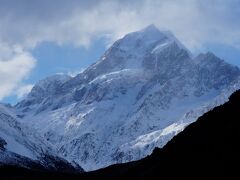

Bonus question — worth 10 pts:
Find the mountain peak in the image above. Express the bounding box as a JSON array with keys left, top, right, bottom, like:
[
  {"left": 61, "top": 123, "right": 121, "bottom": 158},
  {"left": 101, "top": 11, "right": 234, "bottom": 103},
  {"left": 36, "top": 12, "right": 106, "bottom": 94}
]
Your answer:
[
  {"left": 139, "top": 24, "right": 179, "bottom": 41},
  {"left": 195, "top": 52, "right": 225, "bottom": 65},
  {"left": 15, "top": 74, "right": 72, "bottom": 109},
  {"left": 115, "top": 24, "right": 189, "bottom": 55},
  {"left": 136, "top": 24, "right": 168, "bottom": 42},
  {"left": 112, "top": 24, "right": 174, "bottom": 54},
  {"left": 141, "top": 24, "right": 159, "bottom": 33},
  {"left": 35, "top": 74, "right": 71, "bottom": 89}
]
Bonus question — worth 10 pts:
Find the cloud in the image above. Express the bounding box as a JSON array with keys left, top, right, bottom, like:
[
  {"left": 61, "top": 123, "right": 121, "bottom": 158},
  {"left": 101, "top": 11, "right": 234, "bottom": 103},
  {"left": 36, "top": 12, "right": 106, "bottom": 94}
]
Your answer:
[
  {"left": 0, "top": 45, "right": 36, "bottom": 100},
  {"left": 15, "top": 84, "right": 34, "bottom": 99},
  {"left": 67, "top": 68, "right": 87, "bottom": 77},
  {"left": 0, "top": 0, "right": 239, "bottom": 50},
  {"left": 0, "top": 0, "right": 240, "bottom": 100}
]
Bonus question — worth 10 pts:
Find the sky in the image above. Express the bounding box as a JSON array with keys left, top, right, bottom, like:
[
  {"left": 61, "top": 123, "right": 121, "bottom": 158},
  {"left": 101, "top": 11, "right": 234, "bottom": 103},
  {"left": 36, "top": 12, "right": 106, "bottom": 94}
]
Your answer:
[{"left": 0, "top": 0, "right": 240, "bottom": 104}]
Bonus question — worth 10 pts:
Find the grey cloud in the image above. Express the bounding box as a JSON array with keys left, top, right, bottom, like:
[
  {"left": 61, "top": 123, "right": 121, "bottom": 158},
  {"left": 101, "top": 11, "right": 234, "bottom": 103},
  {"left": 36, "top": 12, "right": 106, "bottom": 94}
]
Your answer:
[{"left": 0, "top": 0, "right": 239, "bottom": 50}]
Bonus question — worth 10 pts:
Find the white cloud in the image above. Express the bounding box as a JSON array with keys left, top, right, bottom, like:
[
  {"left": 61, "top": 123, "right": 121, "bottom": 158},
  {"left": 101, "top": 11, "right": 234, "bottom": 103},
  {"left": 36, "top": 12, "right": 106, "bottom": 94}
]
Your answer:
[
  {"left": 0, "top": 45, "right": 36, "bottom": 100},
  {"left": 67, "top": 68, "right": 86, "bottom": 77},
  {"left": 15, "top": 84, "right": 34, "bottom": 99}
]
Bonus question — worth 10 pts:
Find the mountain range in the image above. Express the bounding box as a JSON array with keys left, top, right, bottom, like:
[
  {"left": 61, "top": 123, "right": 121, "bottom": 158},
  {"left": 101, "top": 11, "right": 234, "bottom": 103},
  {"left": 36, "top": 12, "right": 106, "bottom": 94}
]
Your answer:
[
  {"left": 1, "top": 81, "right": 239, "bottom": 179},
  {"left": 1, "top": 24, "right": 240, "bottom": 173}
]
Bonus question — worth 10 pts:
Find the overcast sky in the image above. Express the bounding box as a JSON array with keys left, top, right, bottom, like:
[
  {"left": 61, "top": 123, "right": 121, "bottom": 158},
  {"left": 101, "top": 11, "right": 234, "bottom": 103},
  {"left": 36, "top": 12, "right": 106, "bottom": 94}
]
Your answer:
[{"left": 1, "top": 0, "right": 240, "bottom": 103}]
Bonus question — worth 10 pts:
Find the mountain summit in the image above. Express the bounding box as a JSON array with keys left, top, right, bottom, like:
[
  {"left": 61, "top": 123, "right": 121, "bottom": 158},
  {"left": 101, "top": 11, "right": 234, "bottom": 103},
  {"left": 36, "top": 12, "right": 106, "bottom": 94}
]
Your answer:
[{"left": 4, "top": 25, "right": 240, "bottom": 171}]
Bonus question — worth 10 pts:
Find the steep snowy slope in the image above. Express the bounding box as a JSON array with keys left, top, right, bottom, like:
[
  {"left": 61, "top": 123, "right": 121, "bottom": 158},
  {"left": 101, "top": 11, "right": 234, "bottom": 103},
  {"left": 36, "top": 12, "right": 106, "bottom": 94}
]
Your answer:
[
  {"left": 2, "top": 84, "right": 240, "bottom": 180},
  {"left": 78, "top": 89, "right": 240, "bottom": 180},
  {"left": 15, "top": 25, "right": 240, "bottom": 171},
  {"left": 0, "top": 104, "right": 82, "bottom": 172}
]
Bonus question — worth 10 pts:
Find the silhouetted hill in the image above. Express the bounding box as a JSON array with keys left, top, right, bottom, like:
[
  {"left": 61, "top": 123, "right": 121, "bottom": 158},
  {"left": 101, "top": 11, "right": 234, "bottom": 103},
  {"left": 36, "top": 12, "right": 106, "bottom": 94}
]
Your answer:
[{"left": 1, "top": 89, "right": 240, "bottom": 179}]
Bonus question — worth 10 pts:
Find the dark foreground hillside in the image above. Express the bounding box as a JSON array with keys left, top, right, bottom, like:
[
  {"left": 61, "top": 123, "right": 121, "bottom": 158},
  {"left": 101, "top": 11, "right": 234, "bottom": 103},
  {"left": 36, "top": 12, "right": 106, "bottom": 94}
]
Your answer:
[{"left": 1, "top": 90, "right": 240, "bottom": 179}]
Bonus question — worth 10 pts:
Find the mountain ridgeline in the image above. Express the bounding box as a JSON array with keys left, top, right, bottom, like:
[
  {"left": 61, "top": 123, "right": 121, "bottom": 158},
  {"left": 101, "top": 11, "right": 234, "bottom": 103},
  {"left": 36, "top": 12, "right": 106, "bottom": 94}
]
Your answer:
[{"left": 1, "top": 24, "right": 240, "bottom": 173}]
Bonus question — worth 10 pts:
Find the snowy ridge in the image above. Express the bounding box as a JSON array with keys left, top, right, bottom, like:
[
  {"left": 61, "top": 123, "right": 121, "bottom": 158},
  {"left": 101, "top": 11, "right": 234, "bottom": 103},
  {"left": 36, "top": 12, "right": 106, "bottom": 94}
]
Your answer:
[
  {"left": 9, "top": 24, "right": 240, "bottom": 171},
  {"left": 0, "top": 104, "right": 81, "bottom": 171}
]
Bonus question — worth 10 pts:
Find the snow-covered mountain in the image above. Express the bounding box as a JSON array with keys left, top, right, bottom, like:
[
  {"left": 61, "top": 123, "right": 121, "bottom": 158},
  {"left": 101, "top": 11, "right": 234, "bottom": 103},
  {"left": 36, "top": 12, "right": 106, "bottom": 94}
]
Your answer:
[
  {"left": 0, "top": 103, "right": 82, "bottom": 172},
  {"left": 13, "top": 24, "right": 240, "bottom": 171}
]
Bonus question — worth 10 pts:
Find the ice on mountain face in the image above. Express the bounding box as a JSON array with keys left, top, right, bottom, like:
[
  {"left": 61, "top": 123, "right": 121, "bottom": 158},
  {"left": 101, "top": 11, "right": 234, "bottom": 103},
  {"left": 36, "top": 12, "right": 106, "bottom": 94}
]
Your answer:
[
  {"left": 113, "top": 122, "right": 186, "bottom": 163},
  {"left": 14, "top": 25, "right": 240, "bottom": 171}
]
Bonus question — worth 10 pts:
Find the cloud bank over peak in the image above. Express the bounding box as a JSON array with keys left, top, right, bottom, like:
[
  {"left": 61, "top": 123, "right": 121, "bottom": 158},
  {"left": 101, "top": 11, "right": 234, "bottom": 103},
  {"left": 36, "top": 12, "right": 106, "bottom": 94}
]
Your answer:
[
  {"left": 0, "top": 0, "right": 239, "bottom": 49},
  {"left": 0, "top": 0, "right": 240, "bottom": 101}
]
